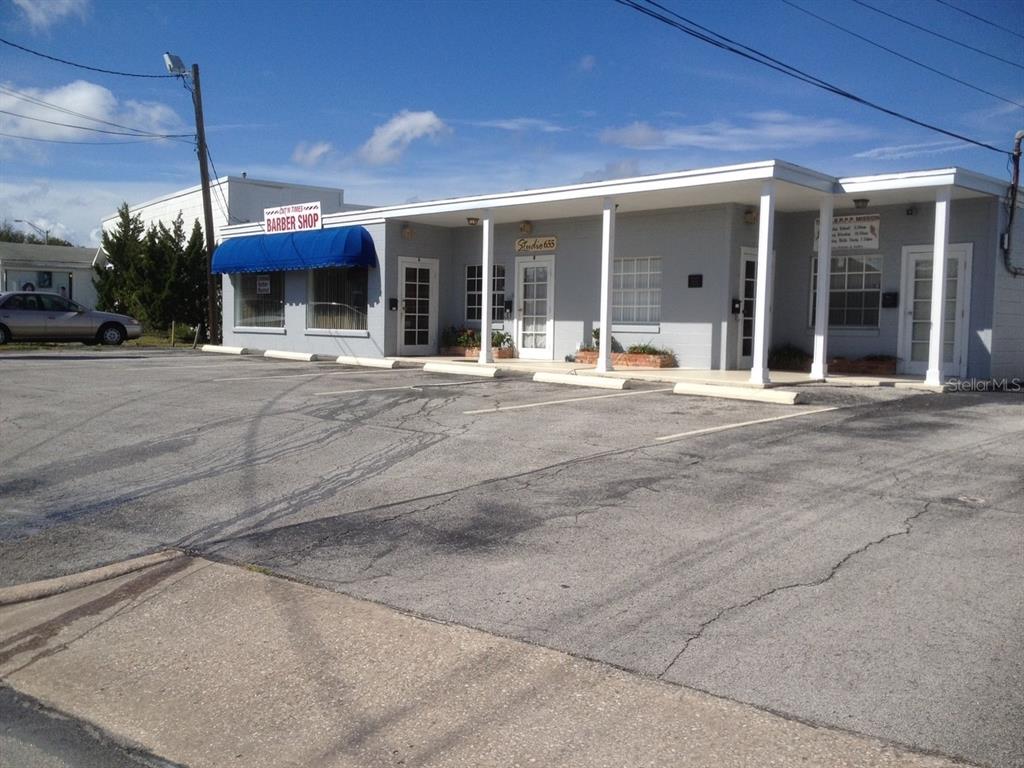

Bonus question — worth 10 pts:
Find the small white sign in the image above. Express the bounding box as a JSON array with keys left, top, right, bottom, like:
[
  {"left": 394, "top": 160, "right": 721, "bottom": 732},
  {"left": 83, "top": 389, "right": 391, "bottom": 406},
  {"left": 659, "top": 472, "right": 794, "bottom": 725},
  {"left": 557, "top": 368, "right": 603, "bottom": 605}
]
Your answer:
[
  {"left": 264, "top": 201, "right": 322, "bottom": 233},
  {"left": 814, "top": 214, "right": 880, "bottom": 251},
  {"left": 255, "top": 275, "right": 271, "bottom": 295},
  {"left": 515, "top": 236, "right": 558, "bottom": 253}
]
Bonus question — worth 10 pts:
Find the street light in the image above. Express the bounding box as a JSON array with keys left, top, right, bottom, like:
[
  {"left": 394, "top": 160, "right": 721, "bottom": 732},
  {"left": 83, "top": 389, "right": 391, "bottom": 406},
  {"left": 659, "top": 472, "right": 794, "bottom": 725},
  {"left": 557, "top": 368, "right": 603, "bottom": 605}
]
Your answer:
[
  {"left": 15, "top": 219, "right": 50, "bottom": 244},
  {"left": 164, "top": 51, "right": 219, "bottom": 343}
]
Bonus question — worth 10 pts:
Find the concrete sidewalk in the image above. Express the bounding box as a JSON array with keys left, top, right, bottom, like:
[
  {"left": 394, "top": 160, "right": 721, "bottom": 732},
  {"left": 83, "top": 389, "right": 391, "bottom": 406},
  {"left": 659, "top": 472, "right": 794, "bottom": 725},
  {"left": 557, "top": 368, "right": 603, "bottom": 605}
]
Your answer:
[{"left": 0, "top": 557, "right": 972, "bottom": 768}]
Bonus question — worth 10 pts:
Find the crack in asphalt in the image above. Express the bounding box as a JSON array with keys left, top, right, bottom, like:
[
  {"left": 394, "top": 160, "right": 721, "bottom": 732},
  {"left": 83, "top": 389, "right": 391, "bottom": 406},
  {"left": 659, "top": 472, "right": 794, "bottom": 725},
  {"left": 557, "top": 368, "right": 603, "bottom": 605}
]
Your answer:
[{"left": 657, "top": 500, "right": 936, "bottom": 680}]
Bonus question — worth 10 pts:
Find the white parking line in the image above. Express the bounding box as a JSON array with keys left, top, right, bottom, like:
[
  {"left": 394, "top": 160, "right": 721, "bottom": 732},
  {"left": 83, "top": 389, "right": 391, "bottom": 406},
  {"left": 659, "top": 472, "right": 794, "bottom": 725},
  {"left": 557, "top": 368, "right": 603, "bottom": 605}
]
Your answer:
[
  {"left": 215, "top": 368, "right": 419, "bottom": 383},
  {"left": 654, "top": 406, "right": 842, "bottom": 443},
  {"left": 124, "top": 361, "right": 289, "bottom": 371},
  {"left": 464, "top": 387, "right": 673, "bottom": 414},
  {"left": 315, "top": 380, "right": 492, "bottom": 396}
]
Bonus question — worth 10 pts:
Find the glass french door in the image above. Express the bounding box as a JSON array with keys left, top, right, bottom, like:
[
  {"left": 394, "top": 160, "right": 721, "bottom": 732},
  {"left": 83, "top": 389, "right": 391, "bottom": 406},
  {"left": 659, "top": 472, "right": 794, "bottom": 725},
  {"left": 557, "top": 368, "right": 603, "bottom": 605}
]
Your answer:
[
  {"left": 737, "top": 249, "right": 757, "bottom": 368},
  {"left": 515, "top": 255, "right": 555, "bottom": 360},
  {"left": 397, "top": 257, "right": 438, "bottom": 355},
  {"left": 898, "top": 245, "right": 971, "bottom": 377}
]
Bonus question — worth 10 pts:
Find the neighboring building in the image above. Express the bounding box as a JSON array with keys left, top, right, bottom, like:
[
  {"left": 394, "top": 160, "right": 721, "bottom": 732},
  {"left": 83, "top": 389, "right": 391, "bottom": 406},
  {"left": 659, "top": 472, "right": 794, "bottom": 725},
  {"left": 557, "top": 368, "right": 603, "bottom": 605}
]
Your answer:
[
  {"left": 100, "top": 175, "right": 364, "bottom": 244},
  {"left": 215, "top": 160, "right": 1024, "bottom": 383},
  {"left": 0, "top": 242, "right": 101, "bottom": 308}
]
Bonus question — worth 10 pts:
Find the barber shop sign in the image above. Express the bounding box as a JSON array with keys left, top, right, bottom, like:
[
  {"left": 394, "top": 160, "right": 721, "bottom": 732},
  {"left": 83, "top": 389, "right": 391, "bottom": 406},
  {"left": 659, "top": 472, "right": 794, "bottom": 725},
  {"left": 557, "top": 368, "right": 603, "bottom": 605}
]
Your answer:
[{"left": 264, "top": 201, "right": 323, "bottom": 233}]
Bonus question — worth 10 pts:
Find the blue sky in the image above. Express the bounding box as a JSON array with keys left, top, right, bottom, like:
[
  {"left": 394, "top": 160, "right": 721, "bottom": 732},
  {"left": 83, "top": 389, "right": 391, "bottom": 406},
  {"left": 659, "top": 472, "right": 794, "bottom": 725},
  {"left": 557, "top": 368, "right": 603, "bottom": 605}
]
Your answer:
[{"left": 1, "top": 0, "right": 1021, "bottom": 245}]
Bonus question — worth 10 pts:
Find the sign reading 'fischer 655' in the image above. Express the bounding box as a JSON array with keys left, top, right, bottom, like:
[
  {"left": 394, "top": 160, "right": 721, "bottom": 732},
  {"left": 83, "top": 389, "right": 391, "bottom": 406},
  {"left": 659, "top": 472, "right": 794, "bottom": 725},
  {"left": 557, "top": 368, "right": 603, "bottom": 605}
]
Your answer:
[{"left": 264, "top": 201, "right": 322, "bottom": 233}]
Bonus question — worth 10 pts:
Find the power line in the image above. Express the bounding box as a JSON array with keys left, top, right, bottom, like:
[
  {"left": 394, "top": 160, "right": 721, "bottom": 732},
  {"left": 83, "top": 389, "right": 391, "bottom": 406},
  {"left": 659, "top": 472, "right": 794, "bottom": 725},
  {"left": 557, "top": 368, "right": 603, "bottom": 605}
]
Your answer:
[
  {"left": 612, "top": 0, "right": 1009, "bottom": 157},
  {"left": 205, "top": 148, "right": 244, "bottom": 223},
  {"left": 0, "top": 83, "right": 192, "bottom": 138},
  {"left": 781, "top": 0, "right": 1023, "bottom": 108},
  {"left": 0, "top": 130, "right": 176, "bottom": 145},
  {"left": 0, "top": 36, "right": 176, "bottom": 78},
  {"left": 0, "top": 108, "right": 193, "bottom": 139},
  {"left": 850, "top": 0, "right": 1024, "bottom": 70},
  {"left": 931, "top": 0, "right": 1024, "bottom": 42}
]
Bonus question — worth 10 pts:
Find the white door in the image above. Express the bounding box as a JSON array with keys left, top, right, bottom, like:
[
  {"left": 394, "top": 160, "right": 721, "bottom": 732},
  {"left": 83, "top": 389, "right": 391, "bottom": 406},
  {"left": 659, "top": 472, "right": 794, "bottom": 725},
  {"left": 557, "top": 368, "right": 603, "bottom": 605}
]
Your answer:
[
  {"left": 397, "top": 257, "right": 439, "bottom": 355},
  {"left": 897, "top": 244, "right": 972, "bottom": 378},
  {"left": 515, "top": 254, "right": 555, "bottom": 360},
  {"left": 737, "top": 248, "right": 757, "bottom": 368}
]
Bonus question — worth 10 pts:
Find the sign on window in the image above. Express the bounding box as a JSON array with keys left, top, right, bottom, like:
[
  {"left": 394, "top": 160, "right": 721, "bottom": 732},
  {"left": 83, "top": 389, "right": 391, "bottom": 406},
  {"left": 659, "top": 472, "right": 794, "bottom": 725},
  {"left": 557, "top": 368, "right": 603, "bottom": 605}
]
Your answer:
[{"left": 255, "top": 274, "right": 272, "bottom": 295}]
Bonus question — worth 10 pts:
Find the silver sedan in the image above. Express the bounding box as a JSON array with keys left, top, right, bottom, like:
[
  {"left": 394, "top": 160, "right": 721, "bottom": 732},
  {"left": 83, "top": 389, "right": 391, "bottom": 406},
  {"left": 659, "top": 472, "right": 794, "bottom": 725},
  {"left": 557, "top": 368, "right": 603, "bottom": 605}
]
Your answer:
[{"left": 0, "top": 291, "right": 143, "bottom": 345}]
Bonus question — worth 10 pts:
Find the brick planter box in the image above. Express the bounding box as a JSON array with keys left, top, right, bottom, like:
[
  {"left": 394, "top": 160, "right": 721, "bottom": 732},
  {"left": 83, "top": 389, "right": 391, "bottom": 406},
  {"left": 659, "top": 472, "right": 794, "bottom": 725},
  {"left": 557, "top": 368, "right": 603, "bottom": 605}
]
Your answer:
[
  {"left": 440, "top": 346, "right": 516, "bottom": 359},
  {"left": 828, "top": 357, "right": 898, "bottom": 375},
  {"left": 574, "top": 349, "right": 677, "bottom": 368}
]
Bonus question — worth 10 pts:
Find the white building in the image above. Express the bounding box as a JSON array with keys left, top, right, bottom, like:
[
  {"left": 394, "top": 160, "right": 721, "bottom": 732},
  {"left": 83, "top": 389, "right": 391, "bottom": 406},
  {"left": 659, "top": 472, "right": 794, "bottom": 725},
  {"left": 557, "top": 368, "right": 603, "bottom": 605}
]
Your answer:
[
  {"left": 100, "top": 175, "right": 366, "bottom": 244},
  {"left": 0, "top": 242, "right": 101, "bottom": 308}
]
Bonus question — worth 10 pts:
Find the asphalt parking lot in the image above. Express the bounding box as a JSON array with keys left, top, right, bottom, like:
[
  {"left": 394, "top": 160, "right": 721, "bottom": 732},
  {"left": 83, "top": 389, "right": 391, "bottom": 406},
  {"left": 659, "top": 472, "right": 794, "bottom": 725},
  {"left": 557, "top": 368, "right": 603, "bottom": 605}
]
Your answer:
[{"left": 1, "top": 349, "right": 1022, "bottom": 768}]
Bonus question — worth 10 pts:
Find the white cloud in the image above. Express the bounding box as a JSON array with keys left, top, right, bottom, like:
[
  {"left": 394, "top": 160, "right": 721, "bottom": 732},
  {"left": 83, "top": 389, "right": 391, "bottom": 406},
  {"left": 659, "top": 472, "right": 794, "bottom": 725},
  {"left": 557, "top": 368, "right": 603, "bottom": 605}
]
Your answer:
[
  {"left": 358, "top": 110, "right": 447, "bottom": 165},
  {"left": 470, "top": 117, "right": 567, "bottom": 133},
  {"left": 291, "top": 140, "right": 334, "bottom": 167},
  {"left": 0, "top": 177, "right": 188, "bottom": 246},
  {"left": 601, "top": 111, "right": 868, "bottom": 151},
  {"left": 0, "top": 80, "right": 184, "bottom": 146},
  {"left": 577, "top": 159, "right": 642, "bottom": 183},
  {"left": 578, "top": 54, "right": 597, "bottom": 72},
  {"left": 11, "top": 0, "right": 87, "bottom": 28},
  {"left": 853, "top": 140, "right": 972, "bottom": 161}
]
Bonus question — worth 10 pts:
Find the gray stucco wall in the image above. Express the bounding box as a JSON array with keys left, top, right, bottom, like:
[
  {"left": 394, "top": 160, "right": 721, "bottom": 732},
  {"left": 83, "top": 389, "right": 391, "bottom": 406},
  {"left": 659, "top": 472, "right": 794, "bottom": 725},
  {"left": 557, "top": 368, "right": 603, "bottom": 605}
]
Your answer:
[
  {"left": 221, "top": 222, "right": 387, "bottom": 357},
  {"left": 386, "top": 221, "right": 455, "bottom": 356},
  {"left": 772, "top": 197, "right": 998, "bottom": 377},
  {"left": 448, "top": 206, "right": 736, "bottom": 367},
  {"left": 991, "top": 204, "right": 1024, "bottom": 379}
]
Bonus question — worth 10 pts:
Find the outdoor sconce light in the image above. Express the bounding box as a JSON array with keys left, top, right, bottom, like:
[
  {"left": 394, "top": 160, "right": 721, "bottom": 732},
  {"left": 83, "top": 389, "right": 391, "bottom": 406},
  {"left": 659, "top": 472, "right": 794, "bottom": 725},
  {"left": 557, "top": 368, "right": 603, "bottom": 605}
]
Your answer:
[
  {"left": 401, "top": 223, "right": 414, "bottom": 240},
  {"left": 854, "top": 198, "right": 869, "bottom": 209},
  {"left": 466, "top": 217, "right": 480, "bottom": 226},
  {"left": 743, "top": 208, "right": 756, "bottom": 225},
  {"left": 519, "top": 220, "right": 533, "bottom": 235}
]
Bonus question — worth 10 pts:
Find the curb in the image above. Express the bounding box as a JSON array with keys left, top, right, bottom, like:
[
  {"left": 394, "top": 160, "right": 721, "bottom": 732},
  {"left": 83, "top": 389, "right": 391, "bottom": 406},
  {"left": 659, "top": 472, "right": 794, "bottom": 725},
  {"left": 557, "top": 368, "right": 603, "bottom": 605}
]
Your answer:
[
  {"left": 673, "top": 382, "right": 807, "bottom": 405},
  {"left": 200, "top": 345, "right": 249, "bottom": 355},
  {"left": 533, "top": 372, "right": 630, "bottom": 390},
  {"left": 422, "top": 362, "right": 501, "bottom": 378},
  {"left": 0, "top": 550, "right": 183, "bottom": 607}
]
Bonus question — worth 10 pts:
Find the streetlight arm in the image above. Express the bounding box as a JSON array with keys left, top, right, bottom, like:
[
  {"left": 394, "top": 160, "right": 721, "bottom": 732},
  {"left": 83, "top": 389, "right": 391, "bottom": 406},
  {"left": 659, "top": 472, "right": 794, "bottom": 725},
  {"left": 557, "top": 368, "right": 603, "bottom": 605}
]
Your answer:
[{"left": 14, "top": 219, "right": 49, "bottom": 241}]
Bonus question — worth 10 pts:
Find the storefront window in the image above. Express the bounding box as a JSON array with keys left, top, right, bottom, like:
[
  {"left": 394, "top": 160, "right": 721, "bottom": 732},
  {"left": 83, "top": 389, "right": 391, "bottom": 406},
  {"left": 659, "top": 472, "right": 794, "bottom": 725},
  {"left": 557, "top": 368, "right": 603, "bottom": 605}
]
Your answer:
[
  {"left": 613, "top": 256, "right": 661, "bottom": 323},
  {"left": 235, "top": 272, "right": 284, "bottom": 327},
  {"left": 307, "top": 267, "right": 368, "bottom": 330},
  {"left": 810, "top": 255, "right": 882, "bottom": 327},
  {"left": 466, "top": 265, "right": 505, "bottom": 322}
]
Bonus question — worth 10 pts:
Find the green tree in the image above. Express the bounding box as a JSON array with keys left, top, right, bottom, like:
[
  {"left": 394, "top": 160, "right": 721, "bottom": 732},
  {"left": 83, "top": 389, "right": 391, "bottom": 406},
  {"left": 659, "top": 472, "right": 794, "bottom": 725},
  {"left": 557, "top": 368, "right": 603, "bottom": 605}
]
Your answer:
[
  {"left": 94, "top": 204, "right": 145, "bottom": 315},
  {"left": 172, "top": 220, "right": 209, "bottom": 332}
]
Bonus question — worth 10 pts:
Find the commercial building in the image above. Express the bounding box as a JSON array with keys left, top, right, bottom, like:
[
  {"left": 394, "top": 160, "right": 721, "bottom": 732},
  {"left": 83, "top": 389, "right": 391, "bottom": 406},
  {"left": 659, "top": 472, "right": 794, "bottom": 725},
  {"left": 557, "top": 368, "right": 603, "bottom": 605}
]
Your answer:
[
  {"left": 100, "top": 175, "right": 362, "bottom": 244},
  {"left": 215, "top": 160, "right": 1024, "bottom": 383}
]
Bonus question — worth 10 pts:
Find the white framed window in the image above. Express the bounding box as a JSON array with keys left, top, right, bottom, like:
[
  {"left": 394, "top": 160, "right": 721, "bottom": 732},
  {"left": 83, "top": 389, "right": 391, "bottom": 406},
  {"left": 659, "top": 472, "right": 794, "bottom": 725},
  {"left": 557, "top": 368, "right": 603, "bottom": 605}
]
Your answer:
[
  {"left": 810, "top": 255, "right": 883, "bottom": 327},
  {"left": 466, "top": 264, "right": 506, "bottom": 322},
  {"left": 307, "top": 266, "right": 368, "bottom": 330},
  {"left": 235, "top": 272, "right": 284, "bottom": 328},
  {"left": 613, "top": 256, "right": 661, "bottom": 323}
]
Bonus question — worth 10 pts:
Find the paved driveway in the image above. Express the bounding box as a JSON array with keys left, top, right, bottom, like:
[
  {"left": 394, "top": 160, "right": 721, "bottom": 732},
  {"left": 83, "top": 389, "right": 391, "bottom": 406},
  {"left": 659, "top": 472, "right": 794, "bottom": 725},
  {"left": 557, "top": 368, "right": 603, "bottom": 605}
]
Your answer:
[{"left": 1, "top": 349, "right": 1021, "bottom": 767}]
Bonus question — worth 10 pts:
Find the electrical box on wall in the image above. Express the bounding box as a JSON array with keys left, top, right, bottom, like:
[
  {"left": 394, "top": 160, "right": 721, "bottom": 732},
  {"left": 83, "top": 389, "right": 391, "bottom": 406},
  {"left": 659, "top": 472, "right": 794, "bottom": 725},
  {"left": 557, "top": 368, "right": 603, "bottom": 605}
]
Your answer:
[
  {"left": 882, "top": 292, "right": 899, "bottom": 308},
  {"left": 688, "top": 274, "right": 703, "bottom": 288},
  {"left": 389, "top": 297, "right": 399, "bottom": 311}
]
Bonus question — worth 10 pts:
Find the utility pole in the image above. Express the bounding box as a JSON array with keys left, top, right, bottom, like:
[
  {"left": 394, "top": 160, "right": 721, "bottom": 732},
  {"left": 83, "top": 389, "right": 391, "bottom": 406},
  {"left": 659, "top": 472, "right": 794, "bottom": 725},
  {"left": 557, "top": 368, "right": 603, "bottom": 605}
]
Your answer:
[
  {"left": 190, "top": 63, "right": 219, "bottom": 343},
  {"left": 164, "top": 52, "right": 219, "bottom": 343},
  {"left": 15, "top": 219, "right": 50, "bottom": 244}
]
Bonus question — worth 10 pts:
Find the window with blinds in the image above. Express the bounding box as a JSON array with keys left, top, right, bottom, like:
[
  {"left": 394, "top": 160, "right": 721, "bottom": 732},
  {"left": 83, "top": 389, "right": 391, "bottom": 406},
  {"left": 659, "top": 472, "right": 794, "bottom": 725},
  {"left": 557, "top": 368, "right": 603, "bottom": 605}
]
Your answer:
[
  {"left": 235, "top": 273, "right": 284, "bottom": 328},
  {"left": 307, "top": 267, "right": 368, "bottom": 330}
]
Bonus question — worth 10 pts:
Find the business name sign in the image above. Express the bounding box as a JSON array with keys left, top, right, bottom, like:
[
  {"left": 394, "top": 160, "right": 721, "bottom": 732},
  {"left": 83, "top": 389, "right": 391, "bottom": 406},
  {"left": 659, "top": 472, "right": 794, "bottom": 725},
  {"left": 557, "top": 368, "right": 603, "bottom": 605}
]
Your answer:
[
  {"left": 264, "top": 201, "right": 322, "bottom": 233},
  {"left": 515, "top": 236, "right": 558, "bottom": 253},
  {"left": 814, "top": 214, "right": 880, "bottom": 251}
]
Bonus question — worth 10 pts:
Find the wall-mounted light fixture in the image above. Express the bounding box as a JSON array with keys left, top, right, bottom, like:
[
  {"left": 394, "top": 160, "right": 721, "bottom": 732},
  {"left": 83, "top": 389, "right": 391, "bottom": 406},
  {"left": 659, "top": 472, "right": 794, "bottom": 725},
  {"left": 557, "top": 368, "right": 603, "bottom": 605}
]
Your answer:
[
  {"left": 519, "top": 220, "right": 533, "bottom": 235},
  {"left": 466, "top": 216, "right": 480, "bottom": 226},
  {"left": 853, "top": 198, "right": 869, "bottom": 209},
  {"left": 905, "top": 205, "right": 917, "bottom": 216},
  {"left": 401, "top": 222, "right": 414, "bottom": 240},
  {"left": 743, "top": 208, "right": 756, "bottom": 225}
]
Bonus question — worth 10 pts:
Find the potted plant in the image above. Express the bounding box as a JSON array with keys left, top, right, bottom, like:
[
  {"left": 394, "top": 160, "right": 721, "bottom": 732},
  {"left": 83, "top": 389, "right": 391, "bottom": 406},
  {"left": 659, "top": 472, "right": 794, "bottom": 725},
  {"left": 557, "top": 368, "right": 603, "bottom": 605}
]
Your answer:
[
  {"left": 575, "top": 334, "right": 677, "bottom": 368},
  {"left": 440, "top": 326, "right": 516, "bottom": 359}
]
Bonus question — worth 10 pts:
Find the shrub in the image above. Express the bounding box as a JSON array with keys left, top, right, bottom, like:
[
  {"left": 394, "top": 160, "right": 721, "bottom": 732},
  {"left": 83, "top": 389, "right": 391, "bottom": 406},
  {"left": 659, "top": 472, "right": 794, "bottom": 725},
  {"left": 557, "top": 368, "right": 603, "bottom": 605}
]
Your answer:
[
  {"left": 491, "top": 329, "right": 513, "bottom": 348},
  {"left": 768, "top": 344, "right": 812, "bottom": 371}
]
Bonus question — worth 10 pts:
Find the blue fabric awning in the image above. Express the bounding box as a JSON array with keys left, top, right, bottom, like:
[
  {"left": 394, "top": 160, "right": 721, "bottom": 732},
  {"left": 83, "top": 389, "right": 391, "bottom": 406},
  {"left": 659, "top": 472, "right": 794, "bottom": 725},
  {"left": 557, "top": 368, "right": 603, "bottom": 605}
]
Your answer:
[{"left": 211, "top": 226, "right": 378, "bottom": 274}]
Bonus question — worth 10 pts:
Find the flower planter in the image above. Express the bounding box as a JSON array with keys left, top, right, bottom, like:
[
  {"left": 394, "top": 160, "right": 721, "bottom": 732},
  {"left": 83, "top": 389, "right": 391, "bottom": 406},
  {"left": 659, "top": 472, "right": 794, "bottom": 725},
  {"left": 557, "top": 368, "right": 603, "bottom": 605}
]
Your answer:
[
  {"left": 828, "top": 357, "right": 898, "bottom": 375},
  {"left": 573, "top": 349, "right": 677, "bottom": 368},
  {"left": 440, "top": 346, "right": 516, "bottom": 359}
]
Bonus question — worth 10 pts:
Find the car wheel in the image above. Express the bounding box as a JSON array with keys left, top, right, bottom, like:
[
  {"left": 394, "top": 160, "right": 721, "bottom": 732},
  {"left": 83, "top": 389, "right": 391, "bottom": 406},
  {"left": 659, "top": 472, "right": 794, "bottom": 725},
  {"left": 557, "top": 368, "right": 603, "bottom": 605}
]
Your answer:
[
  {"left": 98, "top": 323, "right": 126, "bottom": 346},
  {"left": 0, "top": 324, "right": 9, "bottom": 344}
]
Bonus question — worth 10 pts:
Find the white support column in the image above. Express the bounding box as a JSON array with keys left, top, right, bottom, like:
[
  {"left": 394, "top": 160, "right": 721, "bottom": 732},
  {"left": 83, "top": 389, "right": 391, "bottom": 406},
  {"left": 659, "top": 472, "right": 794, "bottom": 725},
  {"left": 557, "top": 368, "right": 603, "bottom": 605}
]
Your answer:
[
  {"left": 925, "top": 187, "right": 951, "bottom": 386},
  {"left": 810, "top": 195, "right": 834, "bottom": 380},
  {"left": 596, "top": 198, "right": 616, "bottom": 372},
  {"left": 479, "top": 210, "right": 494, "bottom": 364},
  {"left": 749, "top": 181, "right": 776, "bottom": 386}
]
